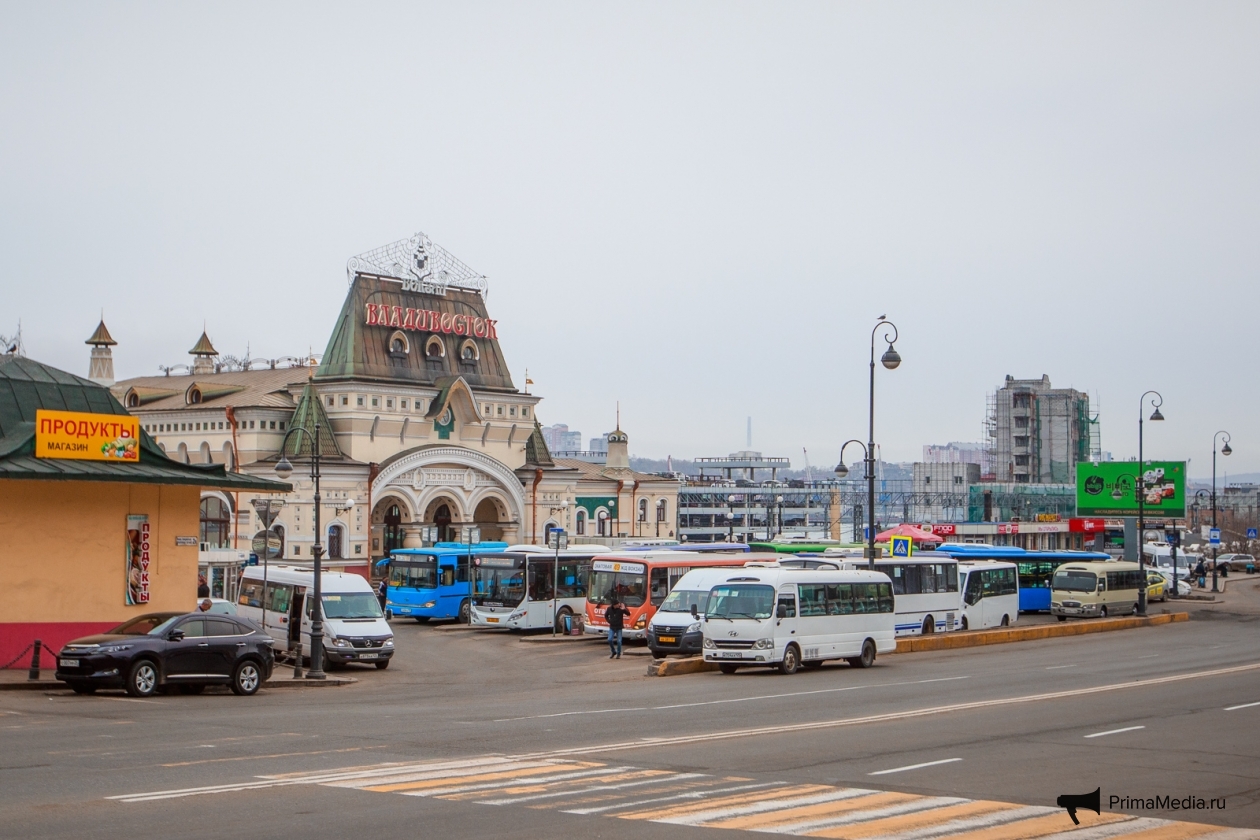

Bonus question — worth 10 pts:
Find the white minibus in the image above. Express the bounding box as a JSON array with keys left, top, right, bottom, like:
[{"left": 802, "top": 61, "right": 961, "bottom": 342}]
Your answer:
[
  {"left": 1051, "top": 561, "right": 1142, "bottom": 620},
  {"left": 237, "top": 565, "right": 394, "bottom": 669},
  {"left": 957, "top": 560, "right": 1019, "bottom": 630},
  {"left": 701, "top": 566, "right": 896, "bottom": 674},
  {"left": 646, "top": 567, "right": 737, "bottom": 658}
]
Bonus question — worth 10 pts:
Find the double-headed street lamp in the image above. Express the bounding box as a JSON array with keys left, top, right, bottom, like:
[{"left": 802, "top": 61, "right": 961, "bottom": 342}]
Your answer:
[
  {"left": 275, "top": 420, "right": 328, "bottom": 680},
  {"left": 1135, "top": 391, "right": 1164, "bottom": 616},
  {"left": 1209, "top": 431, "right": 1232, "bottom": 593},
  {"left": 727, "top": 494, "right": 737, "bottom": 543},
  {"left": 834, "top": 316, "right": 901, "bottom": 569}
]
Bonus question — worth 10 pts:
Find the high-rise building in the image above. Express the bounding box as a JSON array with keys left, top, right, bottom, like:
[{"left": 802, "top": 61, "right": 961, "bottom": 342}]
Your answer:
[
  {"left": 987, "top": 375, "right": 1093, "bottom": 484},
  {"left": 540, "top": 423, "right": 583, "bottom": 453},
  {"left": 922, "top": 442, "right": 990, "bottom": 476}
]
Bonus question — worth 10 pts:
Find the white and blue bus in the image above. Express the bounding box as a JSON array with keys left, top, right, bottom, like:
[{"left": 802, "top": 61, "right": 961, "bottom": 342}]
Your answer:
[
  {"left": 379, "top": 542, "right": 509, "bottom": 623},
  {"left": 469, "top": 547, "right": 600, "bottom": 631},
  {"left": 935, "top": 544, "right": 1110, "bottom": 612}
]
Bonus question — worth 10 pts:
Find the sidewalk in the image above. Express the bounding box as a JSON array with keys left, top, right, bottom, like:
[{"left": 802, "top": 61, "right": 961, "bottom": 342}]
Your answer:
[{"left": 0, "top": 668, "right": 355, "bottom": 691}]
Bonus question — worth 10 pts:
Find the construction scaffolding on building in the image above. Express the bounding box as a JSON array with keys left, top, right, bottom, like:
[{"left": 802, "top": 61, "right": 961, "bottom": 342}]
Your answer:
[{"left": 987, "top": 375, "right": 1094, "bottom": 485}]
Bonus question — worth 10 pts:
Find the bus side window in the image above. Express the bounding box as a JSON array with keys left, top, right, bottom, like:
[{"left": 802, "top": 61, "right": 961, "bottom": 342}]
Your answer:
[
  {"left": 1097, "top": 577, "right": 1107, "bottom": 592},
  {"left": 650, "top": 567, "right": 669, "bottom": 606},
  {"left": 455, "top": 559, "right": 469, "bottom": 584},
  {"left": 946, "top": 564, "right": 959, "bottom": 592},
  {"left": 267, "top": 583, "right": 292, "bottom": 613},
  {"left": 964, "top": 572, "right": 983, "bottom": 606},
  {"left": 441, "top": 567, "right": 455, "bottom": 588}
]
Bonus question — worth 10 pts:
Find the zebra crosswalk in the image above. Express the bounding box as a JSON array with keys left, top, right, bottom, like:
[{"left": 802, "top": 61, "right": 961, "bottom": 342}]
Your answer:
[{"left": 294, "top": 755, "right": 1259, "bottom": 839}]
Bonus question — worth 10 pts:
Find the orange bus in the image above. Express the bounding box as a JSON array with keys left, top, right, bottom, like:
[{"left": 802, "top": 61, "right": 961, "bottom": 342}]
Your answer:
[{"left": 584, "top": 551, "right": 768, "bottom": 641}]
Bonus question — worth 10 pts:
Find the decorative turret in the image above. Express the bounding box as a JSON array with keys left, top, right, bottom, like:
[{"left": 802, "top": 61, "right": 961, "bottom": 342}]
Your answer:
[
  {"left": 85, "top": 319, "right": 117, "bottom": 386},
  {"left": 189, "top": 330, "right": 218, "bottom": 375},
  {"left": 605, "top": 426, "right": 630, "bottom": 470},
  {"left": 523, "top": 420, "right": 554, "bottom": 468}
]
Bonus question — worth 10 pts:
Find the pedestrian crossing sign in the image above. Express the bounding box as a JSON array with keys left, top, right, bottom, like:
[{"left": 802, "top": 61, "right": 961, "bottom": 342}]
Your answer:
[{"left": 890, "top": 535, "right": 912, "bottom": 557}]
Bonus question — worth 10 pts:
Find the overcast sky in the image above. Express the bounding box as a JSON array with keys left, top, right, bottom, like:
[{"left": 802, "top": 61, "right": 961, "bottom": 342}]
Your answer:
[{"left": 3, "top": 3, "right": 1257, "bottom": 477}]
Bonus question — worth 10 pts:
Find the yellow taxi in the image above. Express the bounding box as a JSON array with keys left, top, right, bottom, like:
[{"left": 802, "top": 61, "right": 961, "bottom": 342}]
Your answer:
[{"left": 1146, "top": 571, "right": 1167, "bottom": 602}]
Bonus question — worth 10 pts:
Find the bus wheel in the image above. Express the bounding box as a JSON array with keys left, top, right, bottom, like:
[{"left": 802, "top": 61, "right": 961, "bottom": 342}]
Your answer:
[
  {"left": 960, "top": 616, "right": 969, "bottom": 631},
  {"left": 848, "top": 639, "right": 876, "bottom": 669},
  {"left": 1057, "top": 615, "right": 1067, "bottom": 622},
  {"left": 554, "top": 606, "right": 572, "bottom": 633},
  {"left": 1099, "top": 606, "right": 1108, "bottom": 618},
  {"left": 718, "top": 664, "right": 738, "bottom": 674},
  {"left": 778, "top": 644, "right": 800, "bottom": 675},
  {"left": 1000, "top": 615, "right": 1010, "bottom": 627},
  {"left": 459, "top": 599, "right": 471, "bottom": 624},
  {"left": 414, "top": 617, "right": 430, "bottom": 624},
  {"left": 921, "top": 616, "right": 935, "bottom": 635}
]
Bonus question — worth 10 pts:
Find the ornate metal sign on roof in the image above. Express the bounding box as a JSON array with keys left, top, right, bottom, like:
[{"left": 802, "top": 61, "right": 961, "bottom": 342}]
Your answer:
[{"left": 346, "top": 232, "right": 487, "bottom": 296}]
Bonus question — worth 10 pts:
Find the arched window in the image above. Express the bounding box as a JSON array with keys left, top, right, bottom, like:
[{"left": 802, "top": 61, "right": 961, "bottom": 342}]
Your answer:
[
  {"left": 597, "top": 510, "right": 609, "bottom": 537},
  {"left": 199, "top": 441, "right": 212, "bottom": 464},
  {"left": 575, "top": 510, "right": 586, "bottom": 536},
  {"left": 460, "top": 339, "right": 479, "bottom": 363},
  {"left": 656, "top": 499, "right": 668, "bottom": 522},
  {"left": 328, "top": 524, "right": 345, "bottom": 559},
  {"left": 425, "top": 336, "right": 445, "bottom": 357},
  {"left": 222, "top": 441, "right": 235, "bottom": 471},
  {"left": 638, "top": 498, "right": 648, "bottom": 522},
  {"left": 200, "top": 496, "right": 232, "bottom": 548},
  {"left": 177, "top": 442, "right": 189, "bottom": 464}
]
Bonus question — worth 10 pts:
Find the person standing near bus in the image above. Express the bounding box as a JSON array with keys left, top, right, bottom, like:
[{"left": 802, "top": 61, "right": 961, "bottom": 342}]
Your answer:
[{"left": 605, "top": 599, "right": 629, "bottom": 659}]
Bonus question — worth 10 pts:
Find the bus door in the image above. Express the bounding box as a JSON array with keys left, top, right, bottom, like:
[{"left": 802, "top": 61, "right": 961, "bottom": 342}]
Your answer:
[
  {"left": 290, "top": 587, "right": 306, "bottom": 650},
  {"left": 962, "top": 569, "right": 985, "bottom": 627},
  {"left": 776, "top": 584, "right": 798, "bottom": 644}
]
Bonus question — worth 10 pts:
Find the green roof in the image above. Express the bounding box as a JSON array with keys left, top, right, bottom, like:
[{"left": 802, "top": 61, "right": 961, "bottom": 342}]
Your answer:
[
  {"left": 282, "top": 378, "right": 343, "bottom": 459},
  {"left": 0, "top": 354, "right": 289, "bottom": 492},
  {"left": 523, "top": 420, "right": 553, "bottom": 468}
]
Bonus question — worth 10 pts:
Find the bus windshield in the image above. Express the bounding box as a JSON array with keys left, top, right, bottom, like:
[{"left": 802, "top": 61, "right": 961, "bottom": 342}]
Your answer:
[
  {"left": 473, "top": 560, "right": 525, "bottom": 607},
  {"left": 658, "top": 589, "right": 709, "bottom": 614},
  {"left": 707, "top": 584, "right": 775, "bottom": 620},
  {"left": 389, "top": 560, "right": 437, "bottom": 589},
  {"left": 1052, "top": 570, "right": 1097, "bottom": 592},
  {"left": 589, "top": 570, "right": 646, "bottom": 607},
  {"left": 321, "top": 593, "right": 384, "bottom": 619}
]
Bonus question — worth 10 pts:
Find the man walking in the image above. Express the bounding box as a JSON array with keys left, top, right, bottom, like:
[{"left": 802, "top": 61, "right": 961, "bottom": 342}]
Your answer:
[{"left": 604, "top": 599, "right": 629, "bottom": 659}]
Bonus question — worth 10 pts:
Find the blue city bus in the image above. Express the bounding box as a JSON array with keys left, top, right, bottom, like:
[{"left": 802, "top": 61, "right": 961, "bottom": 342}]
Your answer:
[
  {"left": 934, "top": 544, "right": 1110, "bottom": 612},
  {"left": 378, "top": 542, "right": 509, "bottom": 623}
]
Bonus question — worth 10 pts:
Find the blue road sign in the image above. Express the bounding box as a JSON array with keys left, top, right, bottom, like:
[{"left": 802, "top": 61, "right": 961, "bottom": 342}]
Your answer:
[
  {"left": 1248, "top": 528, "right": 1258, "bottom": 540},
  {"left": 1210, "top": 528, "right": 1221, "bottom": 545},
  {"left": 890, "top": 535, "right": 912, "bottom": 557}
]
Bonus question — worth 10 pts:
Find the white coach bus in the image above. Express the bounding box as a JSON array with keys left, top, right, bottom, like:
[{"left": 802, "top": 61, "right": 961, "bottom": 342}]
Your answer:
[{"left": 701, "top": 565, "right": 896, "bottom": 675}]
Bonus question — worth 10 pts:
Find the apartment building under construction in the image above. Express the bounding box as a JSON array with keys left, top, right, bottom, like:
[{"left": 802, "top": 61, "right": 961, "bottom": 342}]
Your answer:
[{"left": 987, "top": 375, "right": 1098, "bottom": 484}]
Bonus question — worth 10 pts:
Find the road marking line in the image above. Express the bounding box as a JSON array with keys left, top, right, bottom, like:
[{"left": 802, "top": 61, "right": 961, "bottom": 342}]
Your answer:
[
  {"left": 563, "top": 781, "right": 779, "bottom": 815},
  {"left": 869, "top": 758, "right": 963, "bottom": 776},
  {"left": 516, "top": 662, "right": 1260, "bottom": 759},
  {"left": 618, "top": 784, "right": 835, "bottom": 821},
  {"left": 1045, "top": 665, "right": 1077, "bottom": 669},
  {"left": 364, "top": 762, "right": 608, "bottom": 794},
  {"left": 758, "top": 796, "right": 969, "bottom": 835},
  {"left": 1225, "top": 701, "right": 1260, "bottom": 711},
  {"left": 162, "top": 746, "right": 385, "bottom": 768},
  {"left": 702, "top": 791, "right": 911, "bottom": 830},
  {"left": 801, "top": 798, "right": 1016, "bottom": 839},
  {"left": 865, "top": 804, "right": 1056, "bottom": 840},
  {"left": 1084, "top": 725, "right": 1145, "bottom": 739},
  {"left": 491, "top": 676, "right": 971, "bottom": 722},
  {"left": 480, "top": 771, "right": 706, "bottom": 805}
]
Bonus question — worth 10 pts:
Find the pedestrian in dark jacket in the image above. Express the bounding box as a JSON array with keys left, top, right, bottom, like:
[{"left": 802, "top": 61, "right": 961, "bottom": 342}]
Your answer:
[
  {"left": 1194, "top": 559, "right": 1207, "bottom": 589},
  {"left": 604, "top": 600, "right": 630, "bottom": 659}
]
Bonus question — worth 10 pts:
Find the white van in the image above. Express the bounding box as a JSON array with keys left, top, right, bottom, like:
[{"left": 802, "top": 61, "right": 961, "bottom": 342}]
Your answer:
[
  {"left": 237, "top": 565, "right": 394, "bottom": 669},
  {"left": 701, "top": 566, "right": 896, "bottom": 674},
  {"left": 957, "top": 560, "right": 1018, "bottom": 630},
  {"left": 646, "top": 567, "right": 735, "bottom": 658}
]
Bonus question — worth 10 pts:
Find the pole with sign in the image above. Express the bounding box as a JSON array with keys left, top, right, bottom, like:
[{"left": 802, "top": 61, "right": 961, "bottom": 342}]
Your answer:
[
  {"left": 460, "top": 526, "right": 481, "bottom": 624},
  {"left": 250, "top": 498, "right": 286, "bottom": 641},
  {"left": 889, "top": 535, "right": 912, "bottom": 558},
  {"left": 549, "top": 528, "right": 568, "bottom": 636}
]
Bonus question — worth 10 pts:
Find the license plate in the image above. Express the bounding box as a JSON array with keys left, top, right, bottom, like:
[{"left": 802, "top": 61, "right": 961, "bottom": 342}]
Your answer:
[
  {"left": 718, "top": 651, "right": 742, "bottom": 658},
  {"left": 657, "top": 636, "right": 677, "bottom": 644},
  {"left": 487, "top": 617, "right": 499, "bottom": 623},
  {"left": 360, "top": 653, "right": 378, "bottom": 660},
  {"left": 59, "top": 659, "right": 79, "bottom": 668}
]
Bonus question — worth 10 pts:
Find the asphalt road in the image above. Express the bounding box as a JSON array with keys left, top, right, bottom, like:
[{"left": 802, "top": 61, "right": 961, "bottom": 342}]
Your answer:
[{"left": 3, "top": 581, "right": 1259, "bottom": 839}]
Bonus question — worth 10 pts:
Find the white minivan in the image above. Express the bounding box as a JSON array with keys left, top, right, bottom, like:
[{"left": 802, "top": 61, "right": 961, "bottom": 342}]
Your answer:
[
  {"left": 701, "top": 566, "right": 897, "bottom": 674},
  {"left": 237, "top": 565, "right": 394, "bottom": 669},
  {"left": 646, "top": 567, "right": 734, "bottom": 658}
]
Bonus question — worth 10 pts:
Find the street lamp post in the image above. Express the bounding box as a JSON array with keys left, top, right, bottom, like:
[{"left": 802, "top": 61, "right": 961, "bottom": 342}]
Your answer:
[
  {"left": 1135, "top": 391, "right": 1164, "bottom": 616},
  {"left": 275, "top": 421, "right": 327, "bottom": 680},
  {"left": 834, "top": 439, "right": 870, "bottom": 566},
  {"left": 1211, "top": 431, "right": 1232, "bottom": 593},
  {"left": 727, "top": 494, "right": 736, "bottom": 542},
  {"left": 775, "top": 495, "right": 784, "bottom": 540}
]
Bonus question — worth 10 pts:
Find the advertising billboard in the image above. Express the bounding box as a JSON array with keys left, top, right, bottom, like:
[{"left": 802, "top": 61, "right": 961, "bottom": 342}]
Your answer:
[
  {"left": 1076, "top": 461, "right": 1186, "bottom": 518},
  {"left": 35, "top": 409, "right": 139, "bottom": 462}
]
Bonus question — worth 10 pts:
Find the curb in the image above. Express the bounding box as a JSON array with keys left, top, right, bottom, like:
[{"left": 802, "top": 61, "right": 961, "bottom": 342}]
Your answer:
[
  {"left": 519, "top": 634, "right": 602, "bottom": 643},
  {"left": 0, "top": 675, "right": 357, "bottom": 692},
  {"left": 893, "top": 612, "right": 1190, "bottom": 653},
  {"left": 647, "top": 656, "right": 719, "bottom": 677}
]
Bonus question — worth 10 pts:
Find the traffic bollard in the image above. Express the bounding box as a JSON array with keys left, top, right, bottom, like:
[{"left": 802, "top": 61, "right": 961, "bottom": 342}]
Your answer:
[
  {"left": 292, "top": 642, "right": 303, "bottom": 679},
  {"left": 27, "top": 640, "right": 42, "bottom": 681}
]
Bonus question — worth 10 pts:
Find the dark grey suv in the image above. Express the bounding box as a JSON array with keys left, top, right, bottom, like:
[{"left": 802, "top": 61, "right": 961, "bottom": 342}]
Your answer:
[{"left": 56, "top": 612, "right": 274, "bottom": 697}]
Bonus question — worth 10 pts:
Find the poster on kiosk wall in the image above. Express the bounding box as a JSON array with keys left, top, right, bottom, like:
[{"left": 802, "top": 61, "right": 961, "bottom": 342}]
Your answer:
[{"left": 126, "top": 514, "right": 151, "bottom": 605}]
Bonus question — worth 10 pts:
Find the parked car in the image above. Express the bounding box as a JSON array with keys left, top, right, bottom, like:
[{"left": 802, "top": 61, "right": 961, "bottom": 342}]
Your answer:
[
  {"left": 1146, "top": 571, "right": 1167, "bottom": 602},
  {"left": 1210, "top": 554, "right": 1252, "bottom": 573},
  {"left": 55, "top": 612, "right": 274, "bottom": 697}
]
